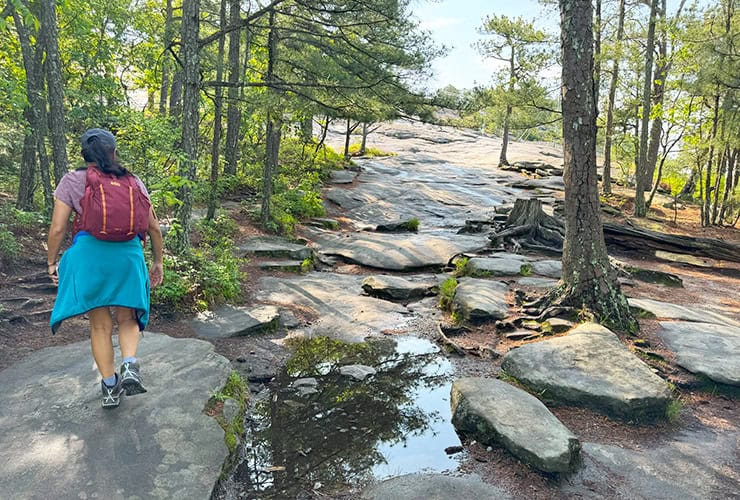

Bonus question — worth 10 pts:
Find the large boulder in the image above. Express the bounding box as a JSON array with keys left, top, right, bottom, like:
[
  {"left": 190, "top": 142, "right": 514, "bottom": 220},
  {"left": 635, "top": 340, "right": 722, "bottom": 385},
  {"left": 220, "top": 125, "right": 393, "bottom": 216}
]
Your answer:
[
  {"left": 451, "top": 378, "right": 580, "bottom": 473},
  {"left": 502, "top": 323, "right": 672, "bottom": 421},
  {"left": 467, "top": 255, "right": 530, "bottom": 277},
  {"left": 657, "top": 321, "right": 740, "bottom": 386},
  {"left": 361, "top": 275, "right": 436, "bottom": 301},
  {"left": 0, "top": 333, "right": 232, "bottom": 499},
  {"left": 452, "top": 278, "right": 509, "bottom": 321}
]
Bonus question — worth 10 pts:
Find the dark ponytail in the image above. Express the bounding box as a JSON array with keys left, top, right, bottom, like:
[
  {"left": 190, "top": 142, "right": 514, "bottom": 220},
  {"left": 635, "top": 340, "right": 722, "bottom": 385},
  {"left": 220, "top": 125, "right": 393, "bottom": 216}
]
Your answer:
[{"left": 80, "top": 128, "right": 128, "bottom": 176}]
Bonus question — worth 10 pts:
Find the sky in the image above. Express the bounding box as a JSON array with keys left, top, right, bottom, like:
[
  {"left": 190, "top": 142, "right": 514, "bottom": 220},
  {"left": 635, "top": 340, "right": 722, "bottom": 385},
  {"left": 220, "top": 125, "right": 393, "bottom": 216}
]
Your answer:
[
  {"left": 408, "top": 0, "right": 700, "bottom": 91},
  {"left": 409, "top": 0, "right": 560, "bottom": 91}
]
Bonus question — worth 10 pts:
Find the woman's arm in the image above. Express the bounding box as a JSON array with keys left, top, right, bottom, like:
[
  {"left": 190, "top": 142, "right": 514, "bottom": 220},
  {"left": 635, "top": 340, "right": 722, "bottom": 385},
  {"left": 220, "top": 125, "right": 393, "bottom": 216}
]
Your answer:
[
  {"left": 147, "top": 206, "right": 164, "bottom": 288},
  {"left": 47, "top": 199, "right": 73, "bottom": 284}
]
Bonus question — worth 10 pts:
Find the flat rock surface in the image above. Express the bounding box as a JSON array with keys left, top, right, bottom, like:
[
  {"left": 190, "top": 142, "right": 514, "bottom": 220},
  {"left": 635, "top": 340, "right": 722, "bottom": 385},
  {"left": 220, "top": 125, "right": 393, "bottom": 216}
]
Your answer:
[
  {"left": 361, "top": 473, "right": 511, "bottom": 500},
  {"left": 256, "top": 273, "right": 411, "bottom": 341},
  {"left": 562, "top": 426, "right": 740, "bottom": 500},
  {"left": 658, "top": 321, "right": 740, "bottom": 386},
  {"left": 451, "top": 378, "right": 580, "bottom": 473},
  {"left": 306, "top": 228, "right": 488, "bottom": 271},
  {"left": 628, "top": 298, "right": 740, "bottom": 327},
  {"left": 530, "top": 259, "right": 562, "bottom": 279},
  {"left": 467, "top": 255, "right": 530, "bottom": 277},
  {"left": 0, "top": 333, "right": 231, "bottom": 499},
  {"left": 501, "top": 323, "right": 672, "bottom": 420},
  {"left": 453, "top": 278, "right": 510, "bottom": 321},
  {"left": 192, "top": 304, "right": 280, "bottom": 339},
  {"left": 361, "top": 274, "right": 437, "bottom": 301},
  {"left": 516, "top": 276, "right": 559, "bottom": 288},
  {"left": 236, "top": 236, "right": 312, "bottom": 260}
]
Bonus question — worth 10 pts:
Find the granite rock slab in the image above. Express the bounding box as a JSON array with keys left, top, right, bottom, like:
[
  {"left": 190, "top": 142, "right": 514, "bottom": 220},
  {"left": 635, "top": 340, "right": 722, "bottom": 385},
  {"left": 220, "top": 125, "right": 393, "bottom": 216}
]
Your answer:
[
  {"left": 0, "top": 333, "right": 232, "bottom": 499},
  {"left": 451, "top": 378, "right": 580, "bottom": 472},
  {"left": 502, "top": 323, "right": 672, "bottom": 420},
  {"left": 658, "top": 321, "right": 740, "bottom": 386}
]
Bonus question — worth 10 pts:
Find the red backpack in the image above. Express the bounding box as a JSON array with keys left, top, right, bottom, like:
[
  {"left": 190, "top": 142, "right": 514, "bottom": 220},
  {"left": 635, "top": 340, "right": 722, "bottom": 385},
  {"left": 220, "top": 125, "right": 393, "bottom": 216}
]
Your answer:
[{"left": 73, "top": 166, "right": 151, "bottom": 242}]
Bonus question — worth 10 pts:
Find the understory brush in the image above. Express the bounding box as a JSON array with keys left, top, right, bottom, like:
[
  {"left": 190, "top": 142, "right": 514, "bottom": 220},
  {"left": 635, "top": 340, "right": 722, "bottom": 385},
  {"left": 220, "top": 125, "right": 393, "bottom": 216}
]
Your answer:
[{"left": 152, "top": 212, "right": 245, "bottom": 313}]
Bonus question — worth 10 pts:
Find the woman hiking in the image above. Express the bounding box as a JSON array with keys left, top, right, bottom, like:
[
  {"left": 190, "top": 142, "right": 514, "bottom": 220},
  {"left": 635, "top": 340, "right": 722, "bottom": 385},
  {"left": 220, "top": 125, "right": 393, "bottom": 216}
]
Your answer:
[{"left": 47, "top": 128, "right": 164, "bottom": 409}]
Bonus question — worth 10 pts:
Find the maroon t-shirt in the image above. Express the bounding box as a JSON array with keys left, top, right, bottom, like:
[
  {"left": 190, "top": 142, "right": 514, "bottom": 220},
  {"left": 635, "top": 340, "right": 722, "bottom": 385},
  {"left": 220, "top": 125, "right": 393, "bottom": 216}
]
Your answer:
[{"left": 54, "top": 169, "right": 150, "bottom": 215}]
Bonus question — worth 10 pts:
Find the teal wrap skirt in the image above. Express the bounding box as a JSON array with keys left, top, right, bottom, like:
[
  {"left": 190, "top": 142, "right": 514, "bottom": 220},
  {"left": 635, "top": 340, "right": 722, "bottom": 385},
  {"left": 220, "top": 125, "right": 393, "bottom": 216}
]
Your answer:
[{"left": 50, "top": 233, "right": 150, "bottom": 334}]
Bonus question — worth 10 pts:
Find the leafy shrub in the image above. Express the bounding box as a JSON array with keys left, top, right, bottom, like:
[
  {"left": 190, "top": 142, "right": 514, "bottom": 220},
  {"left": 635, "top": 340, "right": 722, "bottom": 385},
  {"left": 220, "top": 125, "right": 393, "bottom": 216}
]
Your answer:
[
  {"left": 0, "top": 229, "right": 19, "bottom": 266},
  {"left": 438, "top": 277, "right": 458, "bottom": 311},
  {"left": 348, "top": 143, "right": 395, "bottom": 157}
]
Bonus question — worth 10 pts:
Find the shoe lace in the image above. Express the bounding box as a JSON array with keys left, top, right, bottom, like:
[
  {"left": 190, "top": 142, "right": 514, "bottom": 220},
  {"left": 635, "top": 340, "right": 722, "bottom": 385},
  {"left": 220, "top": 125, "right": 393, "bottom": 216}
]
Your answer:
[
  {"left": 122, "top": 363, "right": 138, "bottom": 380},
  {"left": 103, "top": 385, "right": 118, "bottom": 404}
]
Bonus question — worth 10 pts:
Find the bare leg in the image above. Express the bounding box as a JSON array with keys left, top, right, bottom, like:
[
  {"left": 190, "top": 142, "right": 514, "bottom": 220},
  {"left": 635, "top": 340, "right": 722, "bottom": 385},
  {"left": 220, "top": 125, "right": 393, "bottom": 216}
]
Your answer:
[
  {"left": 89, "top": 307, "right": 114, "bottom": 379},
  {"left": 116, "top": 307, "right": 140, "bottom": 359}
]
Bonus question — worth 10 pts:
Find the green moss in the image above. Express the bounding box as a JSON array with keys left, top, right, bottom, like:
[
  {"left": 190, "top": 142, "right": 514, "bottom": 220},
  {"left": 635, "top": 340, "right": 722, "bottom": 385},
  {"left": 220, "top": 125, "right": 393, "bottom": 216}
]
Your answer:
[
  {"left": 399, "top": 217, "right": 420, "bottom": 232},
  {"left": 204, "top": 371, "right": 250, "bottom": 455},
  {"left": 519, "top": 263, "right": 532, "bottom": 276},
  {"left": 665, "top": 399, "right": 682, "bottom": 423}
]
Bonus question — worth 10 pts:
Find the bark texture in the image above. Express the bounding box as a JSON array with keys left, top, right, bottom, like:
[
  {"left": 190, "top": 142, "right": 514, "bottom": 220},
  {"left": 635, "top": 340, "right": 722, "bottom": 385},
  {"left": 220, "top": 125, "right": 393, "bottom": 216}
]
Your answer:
[{"left": 556, "top": 0, "right": 634, "bottom": 331}]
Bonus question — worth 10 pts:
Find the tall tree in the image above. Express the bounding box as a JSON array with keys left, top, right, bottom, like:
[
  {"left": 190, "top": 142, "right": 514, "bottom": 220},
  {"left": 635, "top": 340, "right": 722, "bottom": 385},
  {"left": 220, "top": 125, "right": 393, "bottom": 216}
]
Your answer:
[
  {"left": 172, "top": 0, "right": 200, "bottom": 254},
  {"left": 555, "top": 0, "right": 634, "bottom": 331},
  {"left": 602, "top": 0, "right": 626, "bottom": 195},
  {"left": 39, "top": 0, "right": 67, "bottom": 185},
  {"left": 207, "top": 0, "right": 228, "bottom": 221},
  {"left": 634, "top": 0, "right": 660, "bottom": 217},
  {"left": 223, "top": 0, "right": 241, "bottom": 176},
  {"left": 477, "top": 15, "right": 551, "bottom": 166}
]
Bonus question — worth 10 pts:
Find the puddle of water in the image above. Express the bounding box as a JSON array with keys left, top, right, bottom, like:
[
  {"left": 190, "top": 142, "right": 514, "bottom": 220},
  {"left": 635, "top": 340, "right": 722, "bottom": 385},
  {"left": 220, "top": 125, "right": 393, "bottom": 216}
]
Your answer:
[{"left": 223, "top": 336, "right": 462, "bottom": 499}]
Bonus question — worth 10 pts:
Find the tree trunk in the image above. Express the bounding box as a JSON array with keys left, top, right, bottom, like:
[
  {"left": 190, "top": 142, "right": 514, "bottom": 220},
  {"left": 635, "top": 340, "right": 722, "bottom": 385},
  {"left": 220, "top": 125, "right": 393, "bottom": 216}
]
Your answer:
[
  {"left": 711, "top": 146, "right": 726, "bottom": 225},
  {"left": 13, "top": 8, "right": 54, "bottom": 214},
  {"left": 261, "top": 8, "right": 279, "bottom": 228},
  {"left": 556, "top": 0, "right": 634, "bottom": 332},
  {"left": 344, "top": 117, "right": 352, "bottom": 159},
  {"left": 207, "top": 0, "right": 228, "bottom": 221},
  {"left": 602, "top": 0, "right": 625, "bottom": 195},
  {"left": 224, "top": 0, "right": 241, "bottom": 176},
  {"left": 594, "top": 0, "right": 601, "bottom": 107},
  {"left": 159, "top": 0, "right": 174, "bottom": 116},
  {"left": 173, "top": 0, "right": 200, "bottom": 254},
  {"left": 169, "top": 71, "right": 183, "bottom": 119},
  {"left": 40, "top": 0, "right": 68, "bottom": 186},
  {"left": 678, "top": 166, "right": 697, "bottom": 199},
  {"left": 17, "top": 131, "right": 37, "bottom": 211},
  {"left": 301, "top": 116, "right": 313, "bottom": 143},
  {"left": 644, "top": 0, "right": 668, "bottom": 211},
  {"left": 360, "top": 122, "right": 369, "bottom": 155},
  {"left": 499, "top": 46, "right": 515, "bottom": 167},
  {"left": 634, "top": 0, "right": 659, "bottom": 217},
  {"left": 719, "top": 147, "right": 737, "bottom": 223},
  {"left": 703, "top": 94, "right": 720, "bottom": 227}
]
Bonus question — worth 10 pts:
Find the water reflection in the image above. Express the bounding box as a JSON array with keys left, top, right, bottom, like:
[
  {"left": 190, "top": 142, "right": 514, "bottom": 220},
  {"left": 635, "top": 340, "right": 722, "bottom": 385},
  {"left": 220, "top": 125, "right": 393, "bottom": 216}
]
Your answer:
[{"left": 226, "top": 336, "right": 461, "bottom": 499}]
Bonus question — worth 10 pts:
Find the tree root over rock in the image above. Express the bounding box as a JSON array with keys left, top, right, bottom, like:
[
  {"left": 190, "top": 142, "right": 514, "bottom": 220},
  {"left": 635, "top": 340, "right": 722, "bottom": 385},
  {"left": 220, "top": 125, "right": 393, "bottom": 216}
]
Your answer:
[{"left": 489, "top": 199, "right": 564, "bottom": 254}]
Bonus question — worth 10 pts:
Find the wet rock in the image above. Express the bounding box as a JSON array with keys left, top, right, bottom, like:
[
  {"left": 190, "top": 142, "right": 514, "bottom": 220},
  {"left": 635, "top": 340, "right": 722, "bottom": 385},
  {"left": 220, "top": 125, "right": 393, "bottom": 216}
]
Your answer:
[
  {"left": 502, "top": 323, "right": 672, "bottom": 421},
  {"left": 657, "top": 321, "right": 740, "bottom": 386},
  {"left": 192, "top": 305, "right": 280, "bottom": 339},
  {"left": 361, "top": 275, "right": 436, "bottom": 301},
  {"left": 0, "top": 332, "right": 231, "bottom": 499},
  {"left": 339, "top": 364, "right": 377, "bottom": 381},
  {"left": 236, "top": 236, "right": 312, "bottom": 260},
  {"left": 361, "top": 473, "right": 511, "bottom": 500},
  {"left": 628, "top": 298, "right": 740, "bottom": 327},
  {"left": 231, "top": 339, "right": 289, "bottom": 384},
  {"left": 452, "top": 278, "right": 509, "bottom": 322},
  {"left": 451, "top": 378, "right": 580, "bottom": 473},
  {"left": 531, "top": 259, "right": 562, "bottom": 279},
  {"left": 306, "top": 229, "right": 488, "bottom": 271},
  {"left": 222, "top": 398, "right": 240, "bottom": 424},
  {"left": 467, "top": 254, "right": 531, "bottom": 277}
]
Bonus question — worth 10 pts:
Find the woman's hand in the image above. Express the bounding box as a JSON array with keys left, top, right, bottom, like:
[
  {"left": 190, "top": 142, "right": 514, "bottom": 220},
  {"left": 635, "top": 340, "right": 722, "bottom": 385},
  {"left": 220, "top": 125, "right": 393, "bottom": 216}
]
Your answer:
[
  {"left": 48, "top": 263, "right": 59, "bottom": 286},
  {"left": 149, "top": 262, "right": 163, "bottom": 288}
]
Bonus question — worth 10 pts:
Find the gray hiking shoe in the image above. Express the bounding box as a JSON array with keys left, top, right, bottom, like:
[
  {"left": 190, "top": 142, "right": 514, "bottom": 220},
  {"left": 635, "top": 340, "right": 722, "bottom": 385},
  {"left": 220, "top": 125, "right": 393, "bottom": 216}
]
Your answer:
[
  {"left": 101, "top": 376, "right": 124, "bottom": 409},
  {"left": 120, "top": 361, "right": 148, "bottom": 395}
]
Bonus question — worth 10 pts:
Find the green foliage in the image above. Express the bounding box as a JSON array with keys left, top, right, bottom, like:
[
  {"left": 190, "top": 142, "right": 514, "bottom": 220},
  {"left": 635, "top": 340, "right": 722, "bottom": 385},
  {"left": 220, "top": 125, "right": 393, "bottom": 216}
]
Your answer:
[
  {"left": 347, "top": 143, "right": 395, "bottom": 157},
  {"left": 153, "top": 213, "right": 245, "bottom": 312},
  {"left": 438, "top": 277, "right": 458, "bottom": 311},
  {"left": 284, "top": 336, "right": 370, "bottom": 377},
  {"left": 665, "top": 399, "right": 682, "bottom": 423},
  {"left": 398, "top": 218, "right": 420, "bottom": 232},
  {"left": 519, "top": 263, "right": 532, "bottom": 276},
  {"left": 0, "top": 229, "right": 19, "bottom": 265},
  {"left": 454, "top": 257, "right": 469, "bottom": 276},
  {"left": 205, "top": 371, "right": 249, "bottom": 454}
]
